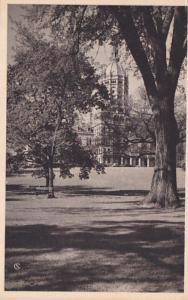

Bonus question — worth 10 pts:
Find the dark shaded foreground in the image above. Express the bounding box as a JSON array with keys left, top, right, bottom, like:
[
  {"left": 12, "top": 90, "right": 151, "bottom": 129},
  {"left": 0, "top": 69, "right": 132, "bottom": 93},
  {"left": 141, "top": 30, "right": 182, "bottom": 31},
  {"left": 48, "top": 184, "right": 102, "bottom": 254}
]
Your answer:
[
  {"left": 5, "top": 169, "right": 185, "bottom": 292},
  {"left": 5, "top": 193, "right": 184, "bottom": 291},
  {"left": 6, "top": 220, "right": 184, "bottom": 290}
]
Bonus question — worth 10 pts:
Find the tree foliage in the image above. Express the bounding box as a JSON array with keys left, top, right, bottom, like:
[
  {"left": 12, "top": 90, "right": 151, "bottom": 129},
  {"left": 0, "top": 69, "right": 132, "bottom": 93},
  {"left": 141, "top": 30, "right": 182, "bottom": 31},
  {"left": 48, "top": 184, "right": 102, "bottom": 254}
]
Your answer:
[{"left": 7, "top": 18, "right": 106, "bottom": 196}]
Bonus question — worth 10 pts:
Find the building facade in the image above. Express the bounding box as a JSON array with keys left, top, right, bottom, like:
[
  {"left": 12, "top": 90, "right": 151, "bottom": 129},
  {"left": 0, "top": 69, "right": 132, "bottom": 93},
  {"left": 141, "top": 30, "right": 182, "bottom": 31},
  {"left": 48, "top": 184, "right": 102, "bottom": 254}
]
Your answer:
[{"left": 76, "top": 52, "right": 155, "bottom": 167}]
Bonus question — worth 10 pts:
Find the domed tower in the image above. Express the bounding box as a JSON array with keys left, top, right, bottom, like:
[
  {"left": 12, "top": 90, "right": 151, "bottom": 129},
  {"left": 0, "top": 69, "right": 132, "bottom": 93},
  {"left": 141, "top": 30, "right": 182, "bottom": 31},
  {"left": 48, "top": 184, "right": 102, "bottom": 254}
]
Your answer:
[
  {"left": 91, "top": 48, "right": 129, "bottom": 166},
  {"left": 104, "top": 48, "right": 128, "bottom": 110}
]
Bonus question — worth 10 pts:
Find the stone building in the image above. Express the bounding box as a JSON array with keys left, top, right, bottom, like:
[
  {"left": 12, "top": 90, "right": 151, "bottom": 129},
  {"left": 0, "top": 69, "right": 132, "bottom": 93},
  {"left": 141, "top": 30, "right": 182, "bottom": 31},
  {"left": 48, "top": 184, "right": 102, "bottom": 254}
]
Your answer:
[{"left": 76, "top": 52, "right": 155, "bottom": 167}]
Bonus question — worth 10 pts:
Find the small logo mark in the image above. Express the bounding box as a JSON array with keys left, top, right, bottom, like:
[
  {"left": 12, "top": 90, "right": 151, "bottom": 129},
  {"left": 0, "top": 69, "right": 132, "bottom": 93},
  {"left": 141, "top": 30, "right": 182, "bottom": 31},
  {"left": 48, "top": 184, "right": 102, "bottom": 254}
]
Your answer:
[{"left": 14, "top": 263, "right": 21, "bottom": 271}]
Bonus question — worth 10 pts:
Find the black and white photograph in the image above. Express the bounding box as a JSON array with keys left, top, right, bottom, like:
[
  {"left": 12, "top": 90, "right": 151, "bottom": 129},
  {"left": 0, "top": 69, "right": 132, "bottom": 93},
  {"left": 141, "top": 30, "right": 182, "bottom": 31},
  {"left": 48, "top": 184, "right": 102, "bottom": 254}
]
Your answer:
[{"left": 1, "top": 0, "right": 187, "bottom": 295}]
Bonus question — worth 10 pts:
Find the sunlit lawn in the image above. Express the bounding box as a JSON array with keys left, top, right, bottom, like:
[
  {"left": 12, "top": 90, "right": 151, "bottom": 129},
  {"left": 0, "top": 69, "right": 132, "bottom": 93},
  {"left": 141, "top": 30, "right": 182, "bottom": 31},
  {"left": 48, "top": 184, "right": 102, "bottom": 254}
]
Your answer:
[{"left": 5, "top": 167, "right": 185, "bottom": 292}]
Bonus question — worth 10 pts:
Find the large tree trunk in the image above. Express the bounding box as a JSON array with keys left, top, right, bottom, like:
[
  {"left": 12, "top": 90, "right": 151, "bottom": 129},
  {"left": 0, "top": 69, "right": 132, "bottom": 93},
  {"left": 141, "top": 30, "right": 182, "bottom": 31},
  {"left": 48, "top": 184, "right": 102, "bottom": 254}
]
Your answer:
[
  {"left": 145, "top": 96, "right": 179, "bottom": 208},
  {"left": 48, "top": 164, "right": 55, "bottom": 198}
]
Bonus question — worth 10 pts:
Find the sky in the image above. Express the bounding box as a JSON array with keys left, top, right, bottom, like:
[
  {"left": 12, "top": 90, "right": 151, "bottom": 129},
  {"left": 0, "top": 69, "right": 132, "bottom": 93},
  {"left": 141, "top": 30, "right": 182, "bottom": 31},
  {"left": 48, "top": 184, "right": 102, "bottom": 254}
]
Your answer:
[
  {"left": 7, "top": 5, "right": 144, "bottom": 97},
  {"left": 8, "top": 5, "right": 112, "bottom": 65}
]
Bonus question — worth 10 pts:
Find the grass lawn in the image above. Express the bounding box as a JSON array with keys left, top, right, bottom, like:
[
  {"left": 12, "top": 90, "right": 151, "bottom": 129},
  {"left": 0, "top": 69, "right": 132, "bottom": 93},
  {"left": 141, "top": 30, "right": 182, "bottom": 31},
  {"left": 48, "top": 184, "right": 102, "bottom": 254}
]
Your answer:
[{"left": 5, "top": 167, "right": 185, "bottom": 292}]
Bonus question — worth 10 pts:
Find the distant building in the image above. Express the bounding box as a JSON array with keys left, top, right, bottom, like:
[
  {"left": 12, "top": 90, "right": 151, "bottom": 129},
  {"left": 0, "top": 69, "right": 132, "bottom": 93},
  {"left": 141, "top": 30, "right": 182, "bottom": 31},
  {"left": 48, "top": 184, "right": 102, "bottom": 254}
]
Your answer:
[{"left": 75, "top": 51, "right": 155, "bottom": 167}]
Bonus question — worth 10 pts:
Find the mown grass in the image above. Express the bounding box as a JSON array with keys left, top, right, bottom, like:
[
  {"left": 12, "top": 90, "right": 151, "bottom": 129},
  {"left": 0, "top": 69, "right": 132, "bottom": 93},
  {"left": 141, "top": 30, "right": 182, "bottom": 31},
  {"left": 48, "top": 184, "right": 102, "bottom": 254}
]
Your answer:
[{"left": 5, "top": 167, "right": 185, "bottom": 292}]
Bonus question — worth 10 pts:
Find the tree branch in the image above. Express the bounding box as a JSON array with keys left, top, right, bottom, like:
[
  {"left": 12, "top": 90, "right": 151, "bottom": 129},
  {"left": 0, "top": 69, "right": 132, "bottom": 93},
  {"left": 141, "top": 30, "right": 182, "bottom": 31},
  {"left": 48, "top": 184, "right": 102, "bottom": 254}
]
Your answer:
[
  {"left": 143, "top": 118, "right": 156, "bottom": 143},
  {"left": 72, "top": 6, "right": 87, "bottom": 55},
  {"left": 162, "top": 7, "right": 174, "bottom": 40},
  {"left": 143, "top": 7, "right": 159, "bottom": 41},
  {"left": 152, "top": 7, "right": 163, "bottom": 36},
  {"left": 168, "top": 7, "right": 187, "bottom": 91},
  {"left": 143, "top": 7, "right": 167, "bottom": 83},
  {"left": 110, "top": 6, "right": 158, "bottom": 105}
]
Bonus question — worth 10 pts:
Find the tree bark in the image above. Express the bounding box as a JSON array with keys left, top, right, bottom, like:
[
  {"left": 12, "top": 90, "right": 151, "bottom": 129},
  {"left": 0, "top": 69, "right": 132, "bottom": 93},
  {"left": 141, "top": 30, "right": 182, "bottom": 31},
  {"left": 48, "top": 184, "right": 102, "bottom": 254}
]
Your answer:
[
  {"left": 45, "top": 175, "right": 49, "bottom": 187},
  {"left": 145, "top": 95, "right": 179, "bottom": 208},
  {"left": 48, "top": 164, "right": 55, "bottom": 198}
]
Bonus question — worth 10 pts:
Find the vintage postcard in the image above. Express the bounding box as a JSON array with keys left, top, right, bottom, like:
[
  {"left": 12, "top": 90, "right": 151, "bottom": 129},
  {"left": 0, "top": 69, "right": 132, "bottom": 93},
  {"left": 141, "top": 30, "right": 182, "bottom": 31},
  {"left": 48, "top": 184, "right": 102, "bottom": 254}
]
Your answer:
[{"left": 0, "top": 0, "right": 187, "bottom": 299}]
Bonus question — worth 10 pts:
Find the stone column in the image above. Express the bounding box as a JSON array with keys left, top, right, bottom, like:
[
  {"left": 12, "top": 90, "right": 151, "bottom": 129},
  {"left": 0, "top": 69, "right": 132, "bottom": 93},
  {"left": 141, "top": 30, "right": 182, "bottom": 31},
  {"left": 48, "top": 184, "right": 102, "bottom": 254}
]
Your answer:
[
  {"left": 147, "top": 156, "right": 150, "bottom": 167},
  {"left": 130, "top": 157, "right": 133, "bottom": 166},
  {"left": 138, "top": 157, "right": 141, "bottom": 167},
  {"left": 121, "top": 157, "right": 124, "bottom": 165}
]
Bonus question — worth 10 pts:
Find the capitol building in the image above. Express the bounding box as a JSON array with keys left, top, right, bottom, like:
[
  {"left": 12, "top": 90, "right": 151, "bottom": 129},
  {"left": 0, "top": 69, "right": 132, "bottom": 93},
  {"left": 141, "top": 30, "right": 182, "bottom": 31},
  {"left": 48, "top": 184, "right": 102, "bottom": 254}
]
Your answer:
[{"left": 75, "top": 52, "right": 155, "bottom": 167}]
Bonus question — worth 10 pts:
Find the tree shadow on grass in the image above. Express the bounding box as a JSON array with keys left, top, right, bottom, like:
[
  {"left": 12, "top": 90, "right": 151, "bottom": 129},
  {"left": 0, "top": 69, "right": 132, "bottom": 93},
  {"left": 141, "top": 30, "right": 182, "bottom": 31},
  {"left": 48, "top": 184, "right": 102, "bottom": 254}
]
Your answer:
[
  {"left": 6, "top": 184, "right": 185, "bottom": 210},
  {"left": 6, "top": 184, "right": 26, "bottom": 192},
  {"left": 6, "top": 183, "right": 149, "bottom": 196},
  {"left": 6, "top": 183, "right": 185, "bottom": 196},
  {"left": 6, "top": 184, "right": 40, "bottom": 197},
  {"left": 5, "top": 218, "right": 184, "bottom": 292}
]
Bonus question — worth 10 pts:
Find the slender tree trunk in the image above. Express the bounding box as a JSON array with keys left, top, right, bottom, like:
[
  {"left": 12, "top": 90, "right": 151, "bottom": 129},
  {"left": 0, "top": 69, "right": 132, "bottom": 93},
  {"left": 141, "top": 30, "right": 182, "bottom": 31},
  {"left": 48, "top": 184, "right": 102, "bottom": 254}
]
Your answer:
[
  {"left": 48, "top": 163, "right": 55, "bottom": 198},
  {"left": 145, "top": 95, "right": 179, "bottom": 208},
  {"left": 45, "top": 174, "right": 49, "bottom": 187}
]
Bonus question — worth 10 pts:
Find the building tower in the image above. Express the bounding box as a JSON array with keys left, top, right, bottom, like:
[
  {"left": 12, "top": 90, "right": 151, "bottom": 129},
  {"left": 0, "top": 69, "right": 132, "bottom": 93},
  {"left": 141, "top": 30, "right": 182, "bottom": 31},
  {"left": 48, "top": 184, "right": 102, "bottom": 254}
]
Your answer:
[
  {"left": 93, "top": 48, "right": 129, "bottom": 165},
  {"left": 104, "top": 48, "right": 128, "bottom": 110}
]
